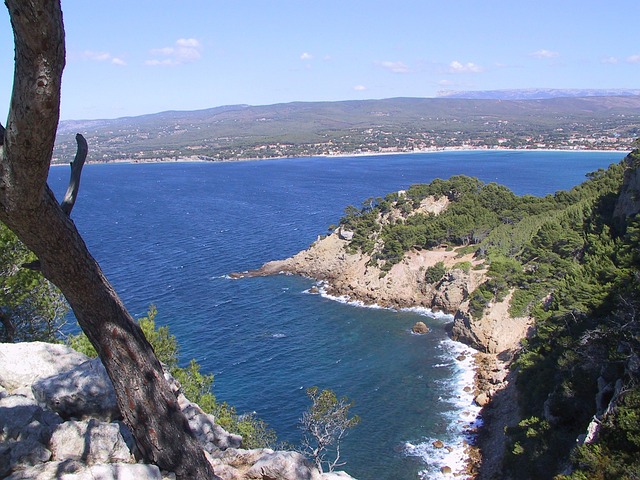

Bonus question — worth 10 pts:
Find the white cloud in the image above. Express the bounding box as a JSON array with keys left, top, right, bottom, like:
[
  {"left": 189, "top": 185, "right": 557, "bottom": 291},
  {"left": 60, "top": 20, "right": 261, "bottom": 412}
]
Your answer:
[
  {"left": 627, "top": 54, "right": 640, "bottom": 64},
  {"left": 448, "top": 61, "right": 484, "bottom": 73},
  {"left": 530, "top": 49, "right": 560, "bottom": 59},
  {"left": 354, "top": 85, "right": 367, "bottom": 91},
  {"left": 79, "top": 51, "right": 127, "bottom": 66},
  {"left": 378, "top": 61, "right": 411, "bottom": 73},
  {"left": 300, "top": 52, "right": 313, "bottom": 60},
  {"left": 602, "top": 56, "right": 619, "bottom": 64},
  {"left": 146, "top": 38, "right": 202, "bottom": 66}
]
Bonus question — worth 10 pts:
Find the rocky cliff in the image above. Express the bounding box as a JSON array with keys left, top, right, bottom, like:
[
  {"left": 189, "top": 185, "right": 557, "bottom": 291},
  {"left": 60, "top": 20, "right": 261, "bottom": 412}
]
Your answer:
[
  {"left": 0, "top": 342, "right": 355, "bottom": 480},
  {"left": 242, "top": 212, "right": 529, "bottom": 357}
]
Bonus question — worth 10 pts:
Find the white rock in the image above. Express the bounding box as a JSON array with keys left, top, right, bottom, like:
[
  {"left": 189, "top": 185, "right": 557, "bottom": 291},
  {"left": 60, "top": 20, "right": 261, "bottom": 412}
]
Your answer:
[
  {"left": 5, "top": 460, "right": 162, "bottom": 480},
  {"left": 0, "top": 342, "right": 88, "bottom": 392},
  {"left": 32, "top": 358, "right": 120, "bottom": 421},
  {"left": 246, "top": 450, "right": 320, "bottom": 480},
  {"left": 49, "top": 419, "right": 134, "bottom": 464}
]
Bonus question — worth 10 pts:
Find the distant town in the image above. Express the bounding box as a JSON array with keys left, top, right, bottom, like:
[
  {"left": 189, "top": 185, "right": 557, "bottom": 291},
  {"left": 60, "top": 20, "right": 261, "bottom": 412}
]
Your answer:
[{"left": 52, "top": 95, "right": 640, "bottom": 163}]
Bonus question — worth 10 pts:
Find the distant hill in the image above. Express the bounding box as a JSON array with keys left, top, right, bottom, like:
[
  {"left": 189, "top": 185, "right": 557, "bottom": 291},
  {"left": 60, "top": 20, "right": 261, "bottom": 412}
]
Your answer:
[
  {"left": 438, "top": 88, "right": 640, "bottom": 100},
  {"left": 53, "top": 96, "right": 640, "bottom": 163}
]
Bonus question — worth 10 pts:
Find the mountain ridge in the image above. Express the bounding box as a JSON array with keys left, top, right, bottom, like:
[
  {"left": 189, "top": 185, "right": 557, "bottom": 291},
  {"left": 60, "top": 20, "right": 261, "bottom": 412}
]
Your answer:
[{"left": 53, "top": 96, "right": 640, "bottom": 164}]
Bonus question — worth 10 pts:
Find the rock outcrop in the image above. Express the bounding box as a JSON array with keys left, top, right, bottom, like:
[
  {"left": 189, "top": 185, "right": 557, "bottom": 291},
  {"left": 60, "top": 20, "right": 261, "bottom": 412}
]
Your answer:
[
  {"left": 613, "top": 151, "right": 640, "bottom": 221},
  {"left": 450, "top": 291, "right": 533, "bottom": 354},
  {"left": 0, "top": 342, "right": 355, "bottom": 480},
  {"left": 243, "top": 231, "right": 485, "bottom": 314}
]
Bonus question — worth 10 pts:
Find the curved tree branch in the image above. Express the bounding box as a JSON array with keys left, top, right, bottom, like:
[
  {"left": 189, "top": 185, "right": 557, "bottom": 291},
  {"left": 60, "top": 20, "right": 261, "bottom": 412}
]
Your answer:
[{"left": 61, "top": 133, "right": 88, "bottom": 216}]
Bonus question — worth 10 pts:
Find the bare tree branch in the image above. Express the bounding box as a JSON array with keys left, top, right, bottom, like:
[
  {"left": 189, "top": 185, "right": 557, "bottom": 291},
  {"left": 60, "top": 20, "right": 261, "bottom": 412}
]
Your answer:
[{"left": 61, "top": 133, "right": 88, "bottom": 216}]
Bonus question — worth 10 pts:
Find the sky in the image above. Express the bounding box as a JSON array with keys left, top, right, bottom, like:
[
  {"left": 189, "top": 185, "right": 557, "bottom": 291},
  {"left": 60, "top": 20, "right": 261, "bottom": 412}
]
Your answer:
[{"left": 1, "top": 0, "right": 639, "bottom": 120}]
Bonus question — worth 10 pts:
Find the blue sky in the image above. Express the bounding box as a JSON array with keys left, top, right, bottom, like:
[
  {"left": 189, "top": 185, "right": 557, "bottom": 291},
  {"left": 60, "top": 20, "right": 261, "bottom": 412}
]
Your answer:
[{"left": 1, "top": 0, "right": 639, "bottom": 120}]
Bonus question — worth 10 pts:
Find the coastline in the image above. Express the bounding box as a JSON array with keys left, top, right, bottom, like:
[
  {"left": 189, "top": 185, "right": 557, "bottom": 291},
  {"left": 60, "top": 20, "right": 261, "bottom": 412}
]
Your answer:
[
  {"left": 309, "top": 283, "right": 484, "bottom": 479},
  {"left": 49, "top": 146, "right": 631, "bottom": 167},
  {"left": 232, "top": 225, "right": 529, "bottom": 479}
]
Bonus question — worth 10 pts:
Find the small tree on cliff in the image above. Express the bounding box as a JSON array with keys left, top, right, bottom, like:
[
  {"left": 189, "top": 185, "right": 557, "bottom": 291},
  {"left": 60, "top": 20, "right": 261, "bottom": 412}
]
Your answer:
[
  {"left": 0, "top": 2, "right": 215, "bottom": 478},
  {"left": 300, "top": 387, "right": 360, "bottom": 473}
]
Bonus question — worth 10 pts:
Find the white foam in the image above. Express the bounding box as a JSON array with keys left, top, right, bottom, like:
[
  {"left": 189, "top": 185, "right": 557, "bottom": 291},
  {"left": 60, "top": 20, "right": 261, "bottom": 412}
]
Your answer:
[
  {"left": 305, "top": 280, "right": 482, "bottom": 477},
  {"left": 404, "top": 338, "right": 482, "bottom": 478}
]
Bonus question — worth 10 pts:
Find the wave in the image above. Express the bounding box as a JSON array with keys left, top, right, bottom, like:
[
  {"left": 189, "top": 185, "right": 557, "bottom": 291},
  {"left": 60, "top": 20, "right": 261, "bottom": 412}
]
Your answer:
[{"left": 404, "top": 339, "right": 482, "bottom": 478}]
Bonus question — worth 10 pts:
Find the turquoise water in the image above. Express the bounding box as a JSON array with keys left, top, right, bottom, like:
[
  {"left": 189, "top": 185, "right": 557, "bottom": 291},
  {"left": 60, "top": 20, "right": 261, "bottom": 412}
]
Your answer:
[{"left": 49, "top": 150, "right": 626, "bottom": 479}]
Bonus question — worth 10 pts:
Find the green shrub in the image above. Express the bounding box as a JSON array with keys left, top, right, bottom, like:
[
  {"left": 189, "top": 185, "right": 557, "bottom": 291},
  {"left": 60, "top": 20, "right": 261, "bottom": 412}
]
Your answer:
[{"left": 424, "top": 261, "right": 446, "bottom": 284}]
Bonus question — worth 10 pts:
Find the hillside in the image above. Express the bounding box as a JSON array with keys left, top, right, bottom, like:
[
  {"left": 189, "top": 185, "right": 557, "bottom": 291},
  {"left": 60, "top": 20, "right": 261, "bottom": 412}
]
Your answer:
[
  {"left": 52, "top": 96, "right": 640, "bottom": 163},
  {"left": 241, "top": 149, "right": 640, "bottom": 479}
]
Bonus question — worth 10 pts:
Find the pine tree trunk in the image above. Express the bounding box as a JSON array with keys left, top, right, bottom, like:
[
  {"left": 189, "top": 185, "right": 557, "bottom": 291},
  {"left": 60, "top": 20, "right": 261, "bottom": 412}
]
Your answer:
[{"left": 0, "top": 2, "right": 217, "bottom": 478}]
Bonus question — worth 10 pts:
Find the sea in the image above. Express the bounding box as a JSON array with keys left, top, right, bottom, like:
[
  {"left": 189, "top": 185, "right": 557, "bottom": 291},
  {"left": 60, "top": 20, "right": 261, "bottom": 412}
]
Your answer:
[{"left": 48, "top": 150, "right": 627, "bottom": 479}]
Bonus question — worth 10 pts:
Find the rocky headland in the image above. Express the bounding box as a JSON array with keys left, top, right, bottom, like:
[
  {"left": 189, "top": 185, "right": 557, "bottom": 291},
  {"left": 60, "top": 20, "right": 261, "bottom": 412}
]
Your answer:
[
  {"left": 234, "top": 215, "right": 533, "bottom": 478},
  {"left": 0, "top": 341, "right": 355, "bottom": 480}
]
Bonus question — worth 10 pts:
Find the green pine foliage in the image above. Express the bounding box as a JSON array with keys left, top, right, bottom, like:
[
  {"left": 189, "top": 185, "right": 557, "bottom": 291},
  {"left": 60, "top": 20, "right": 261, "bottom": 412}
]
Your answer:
[
  {"left": 0, "top": 223, "right": 68, "bottom": 342},
  {"left": 67, "top": 306, "right": 276, "bottom": 449}
]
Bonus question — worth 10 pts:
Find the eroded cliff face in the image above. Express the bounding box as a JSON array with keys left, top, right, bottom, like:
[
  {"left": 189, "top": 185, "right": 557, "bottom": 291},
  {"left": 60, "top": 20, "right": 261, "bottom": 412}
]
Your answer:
[
  {"left": 450, "top": 291, "right": 533, "bottom": 354},
  {"left": 257, "top": 231, "right": 482, "bottom": 313},
  {"left": 249, "top": 230, "right": 530, "bottom": 355},
  {"left": 613, "top": 150, "right": 640, "bottom": 221}
]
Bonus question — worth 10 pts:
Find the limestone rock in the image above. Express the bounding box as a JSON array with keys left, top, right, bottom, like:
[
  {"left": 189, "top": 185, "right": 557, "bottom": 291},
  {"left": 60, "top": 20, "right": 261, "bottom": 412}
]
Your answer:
[
  {"left": 411, "top": 321, "right": 429, "bottom": 334},
  {"left": 246, "top": 450, "right": 320, "bottom": 480},
  {"left": 7, "top": 440, "right": 51, "bottom": 471},
  {"left": 5, "top": 460, "right": 162, "bottom": 480},
  {"left": 181, "top": 403, "right": 242, "bottom": 452},
  {"left": 613, "top": 154, "right": 640, "bottom": 220},
  {"left": 474, "top": 392, "right": 490, "bottom": 407},
  {"left": 432, "top": 269, "right": 470, "bottom": 313},
  {"left": 31, "top": 358, "right": 120, "bottom": 421},
  {"left": 49, "top": 419, "right": 134, "bottom": 464},
  {"left": 0, "top": 394, "right": 62, "bottom": 443},
  {"left": 450, "top": 292, "right": 532, "bottom": 354},
  {"left": 320, "top": 472, "right": 358, "bottom": 479},
  {"left": 0, "top": 342, "right": 88, "bottom": 392}
]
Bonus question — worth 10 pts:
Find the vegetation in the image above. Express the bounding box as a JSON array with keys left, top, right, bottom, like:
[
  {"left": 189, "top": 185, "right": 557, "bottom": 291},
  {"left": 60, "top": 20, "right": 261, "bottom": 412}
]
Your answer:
[
  {"left": 52, "top": 96, "right": 640, "bottom": 163},
  {"left": 68, "top": 306, "right": 276, "bottom": 449},
  {"left": 338, "top": 149, "right": 640, "bottom": 478},
  {"left": 0, "top": 223, "right": 68, "bottom": 343},
  {"left": 299, "top": 387, "right": 360, "bottom": 473}
]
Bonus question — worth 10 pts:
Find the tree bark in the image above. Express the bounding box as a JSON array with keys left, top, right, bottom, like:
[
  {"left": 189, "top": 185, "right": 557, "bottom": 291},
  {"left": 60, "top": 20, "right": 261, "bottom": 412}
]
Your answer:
[{"left": 0, "top": 2, "right": 217, "bottom": 478}]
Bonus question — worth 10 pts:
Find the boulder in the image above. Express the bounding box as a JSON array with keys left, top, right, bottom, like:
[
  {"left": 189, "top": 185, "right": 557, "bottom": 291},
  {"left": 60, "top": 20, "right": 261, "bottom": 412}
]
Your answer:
[
  {"left": 6, "top": 440, "right": 51, "bottom": 471},
  {"left": 32, "top": 358, "right": 120, "bottom": 421},
  {"left": 181, "top": 403, "right": 242, "bottom": 452},
  {"left": 0, "top": 394, "right": 62, "bottom": 443},
  {"left": 474, "top": 392, "right": 490, "bottom": 407},
  {"left": 320, "top": 472, "right": 357, "bottom": 479},
  {"left": 411, "top": 322, "right": 429, "bottom": 334},
  {"left": 246, "top": 450, "right": 321, "bottom": 480},
  {"left": 0, "top": 342, "right": 88, "bottom": 392},
  {"left": 5, "top": 460, "right": 162, "bottom": 480},
  {"left": 49, "top": 419, "right": 134, "bottom": 464}
]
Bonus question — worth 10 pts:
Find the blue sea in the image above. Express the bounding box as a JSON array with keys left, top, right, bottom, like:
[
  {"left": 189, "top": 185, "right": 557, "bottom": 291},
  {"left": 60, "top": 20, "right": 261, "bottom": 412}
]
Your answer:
[{"left": 49, "top": 150, "right": 626, "bottom": 479}]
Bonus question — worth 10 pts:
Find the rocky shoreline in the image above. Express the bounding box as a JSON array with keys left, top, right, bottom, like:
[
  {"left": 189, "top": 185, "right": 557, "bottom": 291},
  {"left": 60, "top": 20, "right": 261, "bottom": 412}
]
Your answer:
[{"left": 233, "top": 230, "right": 530, "bottom": 478}]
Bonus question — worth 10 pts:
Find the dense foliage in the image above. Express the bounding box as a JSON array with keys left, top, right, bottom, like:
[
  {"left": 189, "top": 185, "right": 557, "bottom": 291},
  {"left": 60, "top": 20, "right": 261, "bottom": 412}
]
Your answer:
[
  {"left": 0, "top": 223, "right": 68, "bottom": 342},
  {"left": 340, "top": 150, "right": 640, "bottom": 478},
  {"left": 68, "top": 306, "right": 277, "bottom": 449}
]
